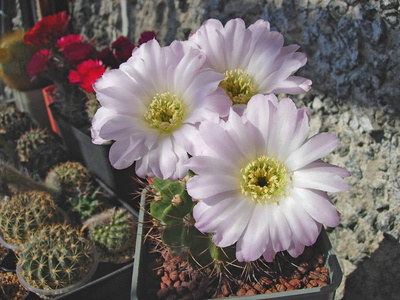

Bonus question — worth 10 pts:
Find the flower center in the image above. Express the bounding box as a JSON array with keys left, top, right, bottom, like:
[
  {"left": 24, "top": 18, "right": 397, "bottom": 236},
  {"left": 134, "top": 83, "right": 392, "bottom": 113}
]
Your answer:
[
  {"left": 240, "top": 156, "right": 290, "bottom": 204},
  {"left": 144, "top": 92, "right": 185, "bottom": 133},
  {"left": 219, "top": 69, "right": 257, "bottom": 105}
]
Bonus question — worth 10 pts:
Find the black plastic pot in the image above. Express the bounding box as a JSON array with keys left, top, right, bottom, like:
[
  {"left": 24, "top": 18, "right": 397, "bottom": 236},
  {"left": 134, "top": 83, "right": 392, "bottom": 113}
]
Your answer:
[
  {"left": 131, "top": 191, "right": 343, "bottom": 300},
  {"left": 49, "top": 104, "right": 140, "bottom": 202}
]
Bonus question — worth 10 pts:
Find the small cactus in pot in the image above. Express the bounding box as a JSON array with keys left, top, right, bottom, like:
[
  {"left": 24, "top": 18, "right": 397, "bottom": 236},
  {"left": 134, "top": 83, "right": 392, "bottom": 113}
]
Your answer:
[
  {"left": 16, "top": 223, "right": 98, "bottom": 294},
  {"left": 16, "top": 128, "right": 49, "bottom": 163},
  {"left": 0, "top": 190, "right": 60, "bottom": 249},
  {"left": 85, "top": 207, "right": 136, "bottom": 263},
  {"left": 0, "top": 106, "right": 33, "bottom": 142},
  {"left": 45, "top": 161, "right": 91, "bottom": 196}
]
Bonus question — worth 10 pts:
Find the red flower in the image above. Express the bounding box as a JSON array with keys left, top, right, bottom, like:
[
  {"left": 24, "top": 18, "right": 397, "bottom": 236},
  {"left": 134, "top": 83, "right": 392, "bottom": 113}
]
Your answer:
[
  {"left": 24, "top": 11, "right": 70, "bottom": 46},
  {"left": 56, "top": 34, "right": 84, "bottom": 50},
  {"left": 111, "top": 36, "right": 134, "bottom": 64},
  {"left": 26, "top": 49, "right": 51, "bottom": 78},
  {"left": 97, "top": 47, "right": 119, "bottom": 69},
  {"left": 138, "top": 31, "right": 157, "bottom": 45},
  {"left": 62, "top": 42, "right": 93, "bottom": 64},
  {"left": 68, "top": 59, "right": 106, "bottom": 93}
]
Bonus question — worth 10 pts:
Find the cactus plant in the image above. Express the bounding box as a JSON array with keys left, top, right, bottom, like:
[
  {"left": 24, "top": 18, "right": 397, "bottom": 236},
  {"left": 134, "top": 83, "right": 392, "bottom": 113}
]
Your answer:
[
  {"left": 87, "top": 207, "right": 135, "bottom": 261},
  {"left": 148, "top": 177, "right": 236, "bottom": 269},
  {"left": 15, "top": 128, "right": 49, "bottom": 162},
  {"left": 17, "top": 223, "right": 97, "bottom": 291},
  {"left": 0, "top": 190, "right": 60, "bottom": 247},
  {"left": 0, "top": 30, "right": 47, "bottom": 91},
  {"left": 69, "top": 183, "right": 104, "bottom": 220},
  {"left": 45, "top": 161, "right": 91, "bottom": 196},
  {"left": 0, "top": 106, "right": 33, "bottom": 142},
  {"left": 85, "top": 93, "right": 101, "bottom": 121}
]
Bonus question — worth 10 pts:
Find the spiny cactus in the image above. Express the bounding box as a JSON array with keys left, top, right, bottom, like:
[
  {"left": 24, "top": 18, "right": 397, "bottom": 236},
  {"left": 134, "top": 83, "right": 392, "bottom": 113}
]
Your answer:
[
  {"left": 149, "top": 177, "right": 236, "bottom": 268},
  {"left": 0, "top": 190, "right": 60, "bottom": 247},
  {"left": 0, "top": 106, "right": 33, "bottom": 142},
  {"left": 70, "top": 183, "right": 104, "bottom": 220},
  {"left": 17, "top": 224, "right": 96, "bottom": 291},
  {"left": 16, "top": 128, "right": 49, "bottom": 162},
  {"left": 0, "top": 30, "right": 47, "bottom": 91},
  {"left": 45, "top": 161, "right": 91, "bottom": 196},
  {"left": 87, "top": 207, "right": 135, "bottom": 257},
  {"left": 85, "top": 93, "right": 101, "bottom": 121}
]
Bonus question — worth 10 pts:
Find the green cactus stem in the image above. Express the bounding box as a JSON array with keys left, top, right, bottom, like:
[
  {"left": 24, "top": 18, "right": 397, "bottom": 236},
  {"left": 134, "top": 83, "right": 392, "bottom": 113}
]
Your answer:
[
  {"left": 86, "top": 207, "right": 136, "bottom": 263},
  {"left": 17, "top": 224, "right": 97, "bottom": 291},
  {"left": 45, "top": 161, "right": 91, "bottom": 196},
  {"left": 16, "top": 128, "right": 49, "bottom": 162},
  {"left": 0, "top": 190, "right": 60, "bottom": 247},
  {"left": 149, "top": 177, "right": 237, "bottom": 269}
]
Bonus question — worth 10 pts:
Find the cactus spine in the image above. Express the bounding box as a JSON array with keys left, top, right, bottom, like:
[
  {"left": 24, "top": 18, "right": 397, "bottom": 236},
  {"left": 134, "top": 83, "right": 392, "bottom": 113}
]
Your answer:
[
  {"left": 45, "top": 161, "right": 91, "bottom": 196},
  {"left": 88, "top": 207, "right": 135, "bottom": 256},
  {"left": 0, "top": 30, "right": 46, "bottom": 91},
  {"left": 16, "top": 128, "right": 49, "bottom": 162},
  {"left": 0, "top": 106, "right": 33, "bottom": 142},
  {"left": 149, "top": 178, "right": 236, "bottom": 268},
  {"left": 0, "top": 190, "right": 60, "bottom": 247},
  {"left": 17, "top": 224, "right": 96, "bottom": 290}
]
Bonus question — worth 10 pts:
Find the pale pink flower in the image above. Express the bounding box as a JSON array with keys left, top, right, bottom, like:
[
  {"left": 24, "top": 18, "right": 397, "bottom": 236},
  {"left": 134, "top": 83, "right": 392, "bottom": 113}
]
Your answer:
[
  {"left": 91, "top": 40, "right": 231, "bottom": 180},
  {"left": 188, "top": 19, "right": 312, "bottom": 107},
  {"left": 185, "top": 94, "right": 349, "bottom": 262}
]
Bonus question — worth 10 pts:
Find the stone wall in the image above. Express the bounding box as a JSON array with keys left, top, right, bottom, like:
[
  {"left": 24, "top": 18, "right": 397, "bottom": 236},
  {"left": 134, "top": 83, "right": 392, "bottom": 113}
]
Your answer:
[{"left": 69, "top": 0, "right": 400, "bottom": 113}]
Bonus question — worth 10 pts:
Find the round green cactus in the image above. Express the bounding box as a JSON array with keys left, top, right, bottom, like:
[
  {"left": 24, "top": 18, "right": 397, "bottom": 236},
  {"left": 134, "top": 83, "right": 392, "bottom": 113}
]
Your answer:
[
  {"left": 16, "top": 128, "right": 49, "bottom": 162},
  {"left": 0, "top": 106, "right": 33, "bottom": 141},
  {"left": 0, "top": 30, "right": 47, "bottom": 91},
  {"left": 45, "top": 161, "right": 91, "bottom": 195},
  {"left": 88, "top": 207, "right": 135, "bottom": 255},
  {"left": 17, "top": 223, "right": 97, "bottom": 291},
  {"left": 0, "top": 190, "right": 60, "bottom": 247},
  {"left": 149, "top": 177, "right": 236, "bottom": 268}
]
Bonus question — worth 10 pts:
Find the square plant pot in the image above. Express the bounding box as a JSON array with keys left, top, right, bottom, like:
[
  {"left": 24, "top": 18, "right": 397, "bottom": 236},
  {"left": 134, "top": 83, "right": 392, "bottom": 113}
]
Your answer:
[
  {"left": 49, "top": 104, "right": 140, "bottom": 202},
  {"left": 131, "top": 190, "right": 343, "bottom": 300}
]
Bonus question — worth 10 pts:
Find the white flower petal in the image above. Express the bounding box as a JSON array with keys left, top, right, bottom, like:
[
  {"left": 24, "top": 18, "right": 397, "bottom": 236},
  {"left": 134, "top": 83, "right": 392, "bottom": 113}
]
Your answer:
[
  {"left": 269, "top": 205, "right": 292, "bottom": 252},
  {"left": 293, "top": 168, "right": 349, "bottom": 192},
  {"left": 285, "top": 133, "right": 339, "bottom": 171},
  {"left": 187, "top": 174, "right": 239, "bottom": 199},
  {"left": 291, "top": 187, "right": 340, "bottom": 227}
]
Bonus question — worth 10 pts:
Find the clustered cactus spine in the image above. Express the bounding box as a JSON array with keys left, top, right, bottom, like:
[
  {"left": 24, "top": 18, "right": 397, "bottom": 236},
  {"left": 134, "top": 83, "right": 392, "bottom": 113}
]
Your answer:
[
  {"left": 70, "top": 183, "right": 103, "bottom": 220},
  {"left": 0, "top": 190, "right": 60, "bottom": 246},
  {"left": 17, "top": 224, "right": 96, "bottom": 290},
  {"left": 16, "top": 128, "right": 49, "bottom": 162},
  {"left": 149, "top": 177, "right": 236, "bottom": 268},
  {"left": 45, "top": 161, "right": 91, "bottom": 195},
  {"left": 88, "top": 207, "right": 135, "bottom": 254},
  {"left": 0, "top": 106, "right": 33, "bottom": 142},
  {"left": 0, "top": 30, "right": 45, "bottom": 91}
]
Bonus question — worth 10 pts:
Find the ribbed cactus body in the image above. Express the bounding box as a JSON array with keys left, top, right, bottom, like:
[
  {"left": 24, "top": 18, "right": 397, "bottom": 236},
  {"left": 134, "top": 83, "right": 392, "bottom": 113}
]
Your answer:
[
  {"left": 70, "top": 183, "right": 103, "bottom": 220},
  {"left": 85, "top": 95, "right": 101, "bottom": 121},
  {"left": 89, "top": 207, "right": 134, "bottom": 254},
  {"left": 16, "top": 128, "right": 49, "bottom": 162},
  {"left": 0, "top": 191, "right": 60, "bottom": 246},
  {"left": 45, "top": 161, "right": 91, "bottom": 195},
  {"left": 150, "top": 178, "right": 235, "bottom": 267},
  {"left": 0, "top": 106, "right": 33, "bottom": 141},
  {"left": 0, "top": 31, "right": 45, "bottom": 91},
  {"left": 18, "top": 224, "right": 96, "bottom": 290}
]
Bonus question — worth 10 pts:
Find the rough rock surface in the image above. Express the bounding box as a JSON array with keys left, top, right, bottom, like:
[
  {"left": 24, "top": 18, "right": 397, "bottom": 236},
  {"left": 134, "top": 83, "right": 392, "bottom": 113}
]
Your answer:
[{"left": 69, "top": 1, "right": 400, "bottom": 299}]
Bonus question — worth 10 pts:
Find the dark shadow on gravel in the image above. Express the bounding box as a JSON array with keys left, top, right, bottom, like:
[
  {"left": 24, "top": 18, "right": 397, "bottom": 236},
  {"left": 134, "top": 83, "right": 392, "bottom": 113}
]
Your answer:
[{"left": 342, "top": 233, "right": 400, "bottom": 300}]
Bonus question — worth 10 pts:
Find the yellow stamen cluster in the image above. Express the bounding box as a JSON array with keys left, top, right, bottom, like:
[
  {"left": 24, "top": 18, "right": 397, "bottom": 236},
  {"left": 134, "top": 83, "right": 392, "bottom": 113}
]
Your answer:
[
  {"left": 144, "top": 92, "right": 185, "bottom": 133},
  {"left": 219, "top": 69, "right": 257, "bottom": 105},
  {"left": 240, "top": 156, "right": 290, "bottom": 204}
]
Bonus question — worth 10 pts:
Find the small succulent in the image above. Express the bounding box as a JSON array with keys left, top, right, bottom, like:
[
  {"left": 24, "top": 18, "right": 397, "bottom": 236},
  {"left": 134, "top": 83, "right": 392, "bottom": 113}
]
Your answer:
[
  {"left": 70, "top": 183, "right": 104, "bottom": 220},
  {"left": 0, "top": 30, "right": 47, "bottom": 91},
  {"left": 85, "top": 93, "right": 101, "bottom": 121},
  {"left": 16, "top": 128, "right": 49, "bottom": 162},
  {"left": 149, "top": 177, "right": 236, "bottom": 268},
  {"left": 0, "top": 106, "right": 33, "bottom": 142},
  {"left": 0, "top": 190, "right": 60, "bottom": 247},
  {"left": 45, "top": 161, "right": 91, "bottom": 196},
  {"left": 86, "top": 207, "right": 136, "bottom": 263},
  {"left": 17, "top": 224, "right": 96, "bottom": 291}
]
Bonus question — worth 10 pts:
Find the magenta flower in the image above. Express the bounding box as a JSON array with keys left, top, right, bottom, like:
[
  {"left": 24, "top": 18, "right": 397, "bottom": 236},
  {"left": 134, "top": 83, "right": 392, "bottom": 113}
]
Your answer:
[
  {"left": 91, "top": 40, "right": 231, "bottom": 180},
  {"left": 26, "top": 49, "right": 51, "bottom": 79},
  {"left": 68, "top": 59, "right": 106, "bottom": 93},
  {"left": 56, "top": 34, "right": 84, "bottom": 50},
  {"left": 185, "top": 94, "right": 349, "bottom": 262},
  {"left": 188, "top": 19, "right": 312, "bottom": 106},
  {"left": 61, "top": 41, "right": 93, "bottom": 64}
]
